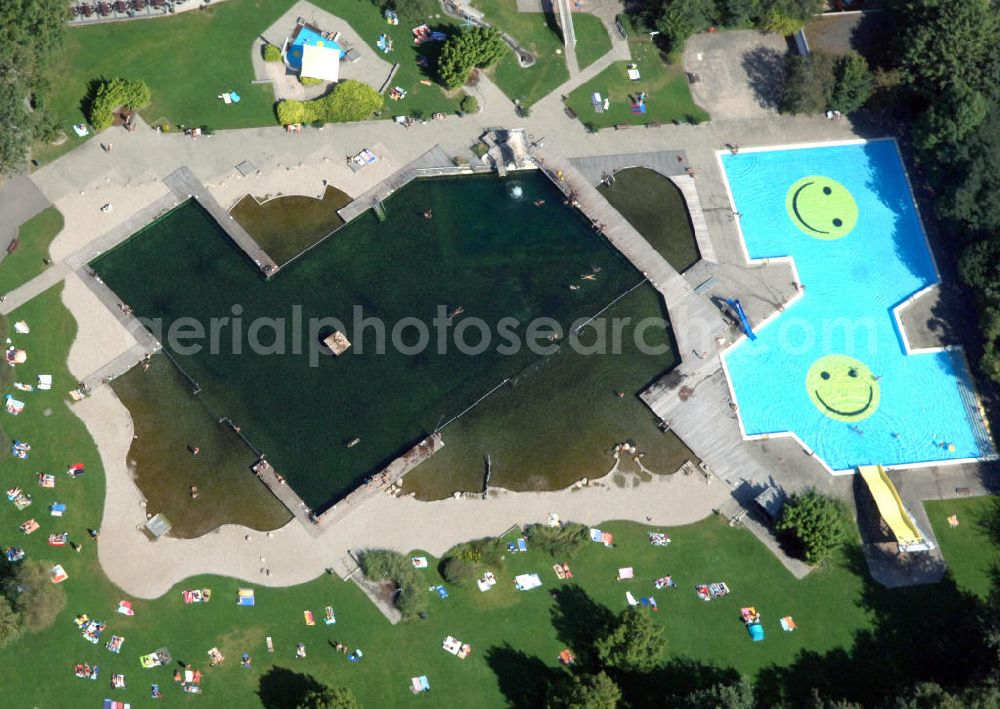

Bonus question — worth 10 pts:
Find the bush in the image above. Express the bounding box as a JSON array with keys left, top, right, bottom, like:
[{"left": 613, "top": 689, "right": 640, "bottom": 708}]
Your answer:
[
  {"left": 525, "top": 523, "right": 590, "bottom": 558},
  {"left": 275, "top": 80, "right": 383, "bottom": 126},
  {"left": 439, "top": 27, "right": 507, "bottom": 89},
  {"left": 86, "top": 77, "right": 151, "bottom": 131},
  {"left": 439, "top": 556, "right": 475, "bottom": 584},
  {"left": 263, "top": 44, "right": 282, "bottom": 62},
  {"left": 300, "top": 76, "right": 325, "bottom": 86},
  {"left": 444, "top": 536, "right": 506, "bottom": 567},
  {"left": 460, "top": 94, "right": 479, "bottom": 113},
  {"left": 776, "top": 488, "right": 848, "bottom": 564},
  {"left": 4, "top": 561, "right": 66, "bottom": 632},
  {"left": 358, "top": 549, "right": 426, "bottom": 619}
]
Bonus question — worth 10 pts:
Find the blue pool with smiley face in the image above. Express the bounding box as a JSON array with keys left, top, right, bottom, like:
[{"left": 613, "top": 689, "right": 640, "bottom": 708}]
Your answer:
[{"left": 721, "top": 140, "right": 994, "bottom": 471}]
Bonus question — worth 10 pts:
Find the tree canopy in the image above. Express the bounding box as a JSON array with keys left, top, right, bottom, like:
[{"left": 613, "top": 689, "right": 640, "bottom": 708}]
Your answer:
[
  {"left": 595, "top": 607, "right": 664, "bottom": 672},
  {"left": 547, "top": 671, "right": 622, "bottom": 709},
  {"left": 276, "top": 81, "right": 384, "bottom": 126},
  {"left": 3, "top": 560, "right": 66, "bottom": 632},
  {"left": 298, "top": 684, "right": 360, "bottom": 709},
  {"left": 775, "top": 489, "right": 848, "bottom": 564},
  {"left": 85, "top": 77, "right": 152, "bottom": 131},
  {"left": 641, "top": 0, "right": 823, "bottom": 52},
  {"left": 438, "top": 27, "right": 507, "bottom": 89},
  {"left": 0, "top": 0, "right": 68, "bottom": 174}
]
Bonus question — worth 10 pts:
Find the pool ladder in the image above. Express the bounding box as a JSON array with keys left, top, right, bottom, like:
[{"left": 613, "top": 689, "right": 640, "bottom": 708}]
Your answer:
[{"left": 373, "top": 200, "right": 387, "bottom": 222}]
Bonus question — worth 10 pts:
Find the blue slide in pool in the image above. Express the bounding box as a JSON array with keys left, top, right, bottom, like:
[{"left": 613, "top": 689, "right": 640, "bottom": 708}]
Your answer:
[{"left": 726, "top": 298, "right": 757, "bottom": 341}]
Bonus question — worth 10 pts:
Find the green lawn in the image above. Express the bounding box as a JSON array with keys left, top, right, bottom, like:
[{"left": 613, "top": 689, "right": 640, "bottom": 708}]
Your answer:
[
  {"left": 573, "top": 14, "right": 612, "bottom": 71},
  {"left": 565, "top": 30, "right": 708, "bottom": 131},
  {"left": 926, "top": 496, "right": 1000, "bottom": 598},
  {"left": 0, "top": 207, "right": 63, "bottom": 296},
  {"left": 472, "top": 0, "right": 569, "bottom": 106},
  {"left": 2, "top": 287, "right": 998, "bottom": 706},
  {"left": 33, "top": 0, "right": 463, "bottom": 166}
]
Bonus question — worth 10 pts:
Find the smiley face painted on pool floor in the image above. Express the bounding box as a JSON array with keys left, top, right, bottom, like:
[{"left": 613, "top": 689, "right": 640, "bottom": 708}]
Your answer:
[
  {"left": 806, "top": 355, "right": 880, "bottom": 421},
  {"left": 786, "top": 176, "right": 858, "bottom": 240}
]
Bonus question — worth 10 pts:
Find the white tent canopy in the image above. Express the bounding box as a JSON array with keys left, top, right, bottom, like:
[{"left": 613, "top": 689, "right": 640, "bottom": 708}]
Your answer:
[{"left": 301, "top": 43, "right": 341, "bottom": 82}]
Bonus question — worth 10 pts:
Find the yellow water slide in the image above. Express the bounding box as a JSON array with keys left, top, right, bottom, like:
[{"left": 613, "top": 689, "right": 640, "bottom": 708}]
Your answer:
[{"left": 857, "top": 465, "right": 925, "bottom": 548}]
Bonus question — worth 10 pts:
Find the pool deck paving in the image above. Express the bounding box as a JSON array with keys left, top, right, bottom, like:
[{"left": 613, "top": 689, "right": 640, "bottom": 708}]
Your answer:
[{"left": 0, "top": 23, "right": 992, "bottom": 596}]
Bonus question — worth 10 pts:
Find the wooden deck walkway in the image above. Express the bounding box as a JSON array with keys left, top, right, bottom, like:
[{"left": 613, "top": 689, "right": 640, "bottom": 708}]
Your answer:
[
  {"left": 163, "top": 167, "right": 279, "bottom": 277},
  {"left": 531, "top": 146, "right": 726, "bottom": 359},
  {"left": 338, "top": 146, "right": 475, "bottom": 223}
]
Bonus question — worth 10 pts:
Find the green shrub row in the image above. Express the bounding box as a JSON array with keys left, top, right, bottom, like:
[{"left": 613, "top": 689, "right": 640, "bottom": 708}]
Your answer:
[{"left": 276, "top": 80, "right": 383, "bottom": 125}]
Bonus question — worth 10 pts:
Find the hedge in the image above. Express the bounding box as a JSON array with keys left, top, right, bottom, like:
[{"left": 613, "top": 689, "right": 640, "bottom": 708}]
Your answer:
[{"left": 276, "top": 80, "right": 383, "bottom": 125}]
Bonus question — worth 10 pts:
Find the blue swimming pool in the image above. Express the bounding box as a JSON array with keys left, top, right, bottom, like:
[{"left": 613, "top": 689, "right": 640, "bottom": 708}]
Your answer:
[
  {"left": 721, "top": 140, "right": 993, "bottom": 471},
  {"left": 285, "top": 25, "right": 343, "bottom": 72}
]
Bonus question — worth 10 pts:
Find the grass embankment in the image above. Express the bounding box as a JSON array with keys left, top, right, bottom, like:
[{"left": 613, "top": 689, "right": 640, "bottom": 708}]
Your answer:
[
  {"left": 926, "top": 496, "right": 1000, "bottom": 599},
  {"left": 473, "top": 0, "right": 569, "bottom": 107},
  {"left": 566, "top": 23, "right": 708, "bottom": 130},
  {"left": 0, "top": 207, "right": 64, "bottom": 296}
]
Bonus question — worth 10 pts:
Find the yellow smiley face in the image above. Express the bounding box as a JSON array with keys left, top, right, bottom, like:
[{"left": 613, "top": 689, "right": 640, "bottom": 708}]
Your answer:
[
  {"left": 786, "top": 176, "right": 858, "bottom": 240},
  {"left": 806, "top": 355, "right": 880, "bottom": 421}
]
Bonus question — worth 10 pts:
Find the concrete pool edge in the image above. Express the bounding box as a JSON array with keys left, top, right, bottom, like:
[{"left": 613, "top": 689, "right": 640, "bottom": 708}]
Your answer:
[{"left": 714, "top": 138, "right": 997, "bottom": 473}]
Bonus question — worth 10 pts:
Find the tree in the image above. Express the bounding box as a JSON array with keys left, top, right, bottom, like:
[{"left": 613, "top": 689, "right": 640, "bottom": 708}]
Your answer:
[
  {"left": 595, "top": 607, "right": 664, "bottom": 672},
  {"left": 275, "top": 81, "right": 383, "bottom": 126},
  {"left": 718, "top": 0, "right": 761, "bottom": 26},
  {"left": 547, "top": 671, "right": 622, "bottom": 709},
  {"left": 655, "top": 0, "right": 716, "bottom": 50},
  {"left": 0, "top": 0, "right": 68, "bottom": 173},
  {"left": 439, "top": 28, "right": 507, "bottom": 89},
  {"left": 775, "top": 489, "right": 847, "bottom": 564},
  {"left": 891, "top": 0, "right": 999, "bottom": 151},
  {"left": 4, "top": 560, "right": 66, "bottom": 632},
  {"left": 757, "top": 0, "right": 822, "bottom": 34},
  {"left": 829, "top": 53, "right": 872, "bottom": 114},
  {"left": 683, "top": 678, "right": 755, "bottom": 708},
  {"left": 263, "top": 44, "right": 282, "bottom": 62},
  {"left": 86, "top": 77, "right": 151, "bottom": 131},
  {"left": 780, "top": 54, "right": 836, "bottom": 114},
  {"left": 943, "top": 105, "right": 1000, "bottom": 233},
  {"left": 298, "top": 684, "right": 360, "bottom": 709},
  {"left": 0, "top": 596, "right": 23, "bottom": 648},
  {"left": 323, "top": 80, "right": 383, "bottom": 122},
  {"left": 0, "top": 82, "right": 31, "bottom": 176}
]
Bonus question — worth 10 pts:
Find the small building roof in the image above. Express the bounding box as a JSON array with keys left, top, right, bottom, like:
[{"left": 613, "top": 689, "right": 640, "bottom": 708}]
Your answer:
[{"left": 301, "top": 43, "right": 340, "bottom": 82}]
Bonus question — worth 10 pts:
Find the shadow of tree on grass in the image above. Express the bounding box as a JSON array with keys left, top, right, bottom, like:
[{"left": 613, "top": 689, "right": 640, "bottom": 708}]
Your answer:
[
  {"left": 549, "top": 584, "right": 616, "bottom": 669},
  {"left": 258, "top": 666, "right": 325, "bottom": 709},
  {"left": 485, "top": 643, "right": 560, "bottom": 708}
]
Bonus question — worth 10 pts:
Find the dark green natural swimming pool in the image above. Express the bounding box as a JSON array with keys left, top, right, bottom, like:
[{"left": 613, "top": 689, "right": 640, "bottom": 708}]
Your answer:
[
  {"left": 92, "top": 173, "right": 655, "bottom": 510},
  {"left": 599, "top": 167, "right": 699, "bottom": 272}
]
